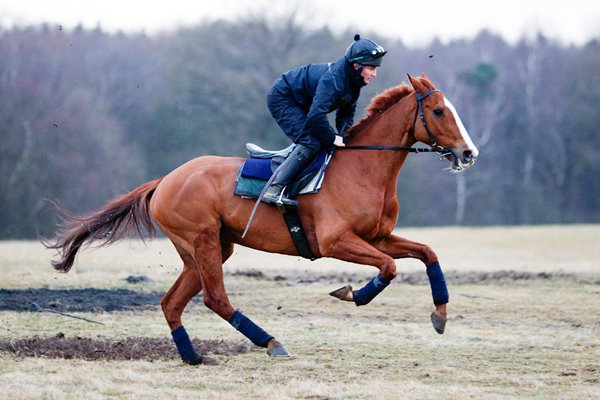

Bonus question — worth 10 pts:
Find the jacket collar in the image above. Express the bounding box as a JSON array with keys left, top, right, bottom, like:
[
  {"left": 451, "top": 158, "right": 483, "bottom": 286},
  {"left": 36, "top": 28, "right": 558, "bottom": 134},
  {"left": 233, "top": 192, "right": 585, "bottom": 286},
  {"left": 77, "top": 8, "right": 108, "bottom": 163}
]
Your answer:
[{"left": 344, "top": 58, "right": 367, "bottom": 88}]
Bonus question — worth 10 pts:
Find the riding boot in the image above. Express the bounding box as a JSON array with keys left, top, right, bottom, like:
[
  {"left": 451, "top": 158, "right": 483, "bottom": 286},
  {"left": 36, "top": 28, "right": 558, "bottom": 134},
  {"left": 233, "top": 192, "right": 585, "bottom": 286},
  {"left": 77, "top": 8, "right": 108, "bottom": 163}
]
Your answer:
[{"left": 262, "top": 144, "right": 315, "bottom": 209}]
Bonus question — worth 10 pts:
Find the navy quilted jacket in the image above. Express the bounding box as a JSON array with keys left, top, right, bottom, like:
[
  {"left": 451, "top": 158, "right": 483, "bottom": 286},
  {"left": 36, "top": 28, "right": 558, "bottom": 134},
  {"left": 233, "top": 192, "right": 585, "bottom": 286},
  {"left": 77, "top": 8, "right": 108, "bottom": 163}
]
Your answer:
[{"left": 275, "top": 56, "right": 365, "bottom": 145}]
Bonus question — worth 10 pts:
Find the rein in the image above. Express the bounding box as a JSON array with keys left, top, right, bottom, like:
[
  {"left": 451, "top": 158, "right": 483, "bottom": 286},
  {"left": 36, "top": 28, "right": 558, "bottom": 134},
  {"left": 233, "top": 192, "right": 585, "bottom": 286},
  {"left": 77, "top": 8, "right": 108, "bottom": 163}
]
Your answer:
[
  {"left": 338, "top": 144, "right": 437, "bottom": 153},
  {"left": 339, "top": 89, "right": 457, "bottom": 160}
]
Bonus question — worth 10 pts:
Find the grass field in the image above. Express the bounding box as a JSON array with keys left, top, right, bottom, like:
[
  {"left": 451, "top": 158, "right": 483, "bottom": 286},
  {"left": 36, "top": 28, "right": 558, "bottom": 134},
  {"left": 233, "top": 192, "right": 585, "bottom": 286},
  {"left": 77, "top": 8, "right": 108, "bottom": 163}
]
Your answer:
[{"left": 0, "top": 225, "right": 599, "bottom": 399}]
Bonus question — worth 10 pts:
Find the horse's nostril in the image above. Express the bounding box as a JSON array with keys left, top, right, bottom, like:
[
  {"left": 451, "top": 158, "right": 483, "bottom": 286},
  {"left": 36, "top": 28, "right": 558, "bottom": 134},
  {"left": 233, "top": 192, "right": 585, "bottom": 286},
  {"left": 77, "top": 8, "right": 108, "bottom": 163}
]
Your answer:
[{"left": 463, "top": 150, "right": 473, "bottom": 163}]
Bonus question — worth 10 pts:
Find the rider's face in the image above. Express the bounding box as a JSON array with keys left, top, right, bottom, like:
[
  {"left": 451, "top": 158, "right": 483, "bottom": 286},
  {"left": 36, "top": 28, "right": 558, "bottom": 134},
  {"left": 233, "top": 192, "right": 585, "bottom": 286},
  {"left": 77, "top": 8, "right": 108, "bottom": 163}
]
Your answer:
[{"left": 357, "top": 65, "right": 378, "bottom": 85}]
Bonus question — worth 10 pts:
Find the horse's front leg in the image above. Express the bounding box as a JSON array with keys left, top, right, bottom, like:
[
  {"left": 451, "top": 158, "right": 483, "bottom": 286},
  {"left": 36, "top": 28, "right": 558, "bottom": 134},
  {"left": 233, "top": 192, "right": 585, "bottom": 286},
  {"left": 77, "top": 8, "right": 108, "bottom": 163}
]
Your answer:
[
  {"left": 371, "top": 234, "right": 448, "bottom": 334},
  {"left": 322, "top": 231, "right": 398, "bottom": 306}
]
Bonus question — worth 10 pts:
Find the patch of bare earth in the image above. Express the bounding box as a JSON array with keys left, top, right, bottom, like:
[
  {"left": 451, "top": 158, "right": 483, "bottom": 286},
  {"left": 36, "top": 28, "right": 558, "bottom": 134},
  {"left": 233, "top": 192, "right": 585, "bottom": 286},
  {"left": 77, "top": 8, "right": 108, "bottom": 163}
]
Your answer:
[
  {"left": 0, "top": 335, "right": 251, "bottom": 361},
  {"left": 0, "top": 288, "right": 176, "bottom": 313}
]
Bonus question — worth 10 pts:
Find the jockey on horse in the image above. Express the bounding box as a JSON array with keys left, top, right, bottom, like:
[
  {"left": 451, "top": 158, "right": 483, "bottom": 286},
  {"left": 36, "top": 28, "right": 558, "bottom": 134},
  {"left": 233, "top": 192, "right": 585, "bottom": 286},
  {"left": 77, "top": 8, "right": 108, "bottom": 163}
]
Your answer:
[
  {"left": 44, "top": 46, "right": 479, "bottom": 363},
  {"left": 261, "top": 34, "right": 387, "bottom": 208}
]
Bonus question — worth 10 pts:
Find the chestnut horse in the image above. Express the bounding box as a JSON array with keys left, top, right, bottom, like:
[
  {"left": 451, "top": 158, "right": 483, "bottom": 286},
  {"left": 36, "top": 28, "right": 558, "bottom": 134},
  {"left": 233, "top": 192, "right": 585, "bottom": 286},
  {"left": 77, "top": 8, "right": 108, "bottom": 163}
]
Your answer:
[{"left": 45, "top": 74, "right": 478, "bottom": 365}]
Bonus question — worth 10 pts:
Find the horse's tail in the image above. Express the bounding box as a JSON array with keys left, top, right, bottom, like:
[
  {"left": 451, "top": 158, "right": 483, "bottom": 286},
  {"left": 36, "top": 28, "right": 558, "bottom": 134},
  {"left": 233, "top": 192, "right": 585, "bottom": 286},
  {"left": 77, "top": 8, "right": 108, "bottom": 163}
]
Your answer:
[{"left": 43, "top": 178, "right": 163, "bottom": 273}]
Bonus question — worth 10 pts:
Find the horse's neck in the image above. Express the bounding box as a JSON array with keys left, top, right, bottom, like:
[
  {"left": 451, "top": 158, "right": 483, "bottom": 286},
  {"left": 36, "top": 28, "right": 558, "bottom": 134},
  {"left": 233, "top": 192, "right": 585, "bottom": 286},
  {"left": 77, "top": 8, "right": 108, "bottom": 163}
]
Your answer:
[
  {"left": 342, "top": 97, "right": 416, "bottom": 187},
  {"left": 351, "top": 94, "right": 416, "bottom": 148}
]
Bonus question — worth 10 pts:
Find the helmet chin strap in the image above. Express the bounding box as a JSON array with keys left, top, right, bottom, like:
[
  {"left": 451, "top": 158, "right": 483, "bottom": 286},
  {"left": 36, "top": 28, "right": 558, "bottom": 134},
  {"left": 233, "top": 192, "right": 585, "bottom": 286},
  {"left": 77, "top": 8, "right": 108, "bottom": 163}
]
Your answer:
[{"left": 353, "top": 63, "right": 367, "bottom": 86}]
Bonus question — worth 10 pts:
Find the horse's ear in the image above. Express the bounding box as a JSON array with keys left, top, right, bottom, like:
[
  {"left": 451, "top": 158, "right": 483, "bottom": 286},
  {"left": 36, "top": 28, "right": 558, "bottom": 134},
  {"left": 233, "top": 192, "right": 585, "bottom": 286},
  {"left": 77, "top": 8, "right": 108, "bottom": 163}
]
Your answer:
[{"left": 407, "top": 73, "right": 424, "bottom": 94}]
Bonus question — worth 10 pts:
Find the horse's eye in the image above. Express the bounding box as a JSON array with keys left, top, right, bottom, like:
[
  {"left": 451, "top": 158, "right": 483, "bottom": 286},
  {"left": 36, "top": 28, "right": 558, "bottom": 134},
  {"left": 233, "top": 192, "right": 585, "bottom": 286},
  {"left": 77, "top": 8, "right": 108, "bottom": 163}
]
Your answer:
[{"left": 433, "top": 108, "right": 444, "bottom": 117}]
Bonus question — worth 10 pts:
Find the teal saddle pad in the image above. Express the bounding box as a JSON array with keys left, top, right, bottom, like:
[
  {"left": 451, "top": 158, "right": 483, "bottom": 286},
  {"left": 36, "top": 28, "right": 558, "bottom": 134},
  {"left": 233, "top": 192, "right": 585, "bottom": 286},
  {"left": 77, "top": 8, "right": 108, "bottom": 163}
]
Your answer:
[{"left": 234, "top": 149, "right": 329, "bottom": 199}]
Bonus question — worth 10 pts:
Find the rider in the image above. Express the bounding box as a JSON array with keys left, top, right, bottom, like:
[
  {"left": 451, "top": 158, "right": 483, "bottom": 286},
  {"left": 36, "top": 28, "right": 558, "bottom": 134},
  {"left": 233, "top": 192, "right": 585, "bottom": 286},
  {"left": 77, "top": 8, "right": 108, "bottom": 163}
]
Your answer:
[{"left": 261, "top": 34, "right": 387, "bottom": 208}]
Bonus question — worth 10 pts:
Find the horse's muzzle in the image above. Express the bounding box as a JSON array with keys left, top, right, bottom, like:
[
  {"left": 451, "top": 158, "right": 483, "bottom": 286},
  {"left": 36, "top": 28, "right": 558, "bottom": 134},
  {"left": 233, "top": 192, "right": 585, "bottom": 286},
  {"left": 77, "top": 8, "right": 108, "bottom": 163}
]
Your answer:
[{"left": 448, "top": 148, "right": 477, "bottom": 172}]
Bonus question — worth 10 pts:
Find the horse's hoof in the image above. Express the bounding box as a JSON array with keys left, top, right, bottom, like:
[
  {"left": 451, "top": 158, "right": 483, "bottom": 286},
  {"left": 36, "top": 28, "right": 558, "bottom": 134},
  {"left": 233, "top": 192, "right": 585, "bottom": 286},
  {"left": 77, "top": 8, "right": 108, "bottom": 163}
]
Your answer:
[
  {"left": 267, "top": 340, "right": 291, "bottom": 357},
  {"left": 267, "top": 346, "right": 290, "bottom": 357},
  {"left": 430, "top": 312, "right": 447, "bottom": 335},
  {"left": 183, "top": 353, "right": 219, "bottom": 366},
  {"left": 200, "top": 356, "right": 219, "bottom": 365},
  {"left": 329, "top": 285, "right": 354, "bottom": 302}
]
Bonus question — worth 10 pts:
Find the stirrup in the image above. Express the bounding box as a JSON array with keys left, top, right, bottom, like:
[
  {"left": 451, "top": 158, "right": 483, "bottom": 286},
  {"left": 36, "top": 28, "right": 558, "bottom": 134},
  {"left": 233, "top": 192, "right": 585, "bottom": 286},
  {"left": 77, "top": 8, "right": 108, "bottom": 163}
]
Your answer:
[
  {"left": 274, "top": 193, "right": 299, "bottom": 212},
  {"left": 262, "top": 186, "right": 299, "bottom": 211}
]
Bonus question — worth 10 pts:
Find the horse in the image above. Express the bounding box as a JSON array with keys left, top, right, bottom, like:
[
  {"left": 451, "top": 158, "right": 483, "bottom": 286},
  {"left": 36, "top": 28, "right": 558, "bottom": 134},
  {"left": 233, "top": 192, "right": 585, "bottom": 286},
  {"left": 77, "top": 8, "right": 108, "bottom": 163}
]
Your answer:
[{"left": 44, "top": 73, "right": 479, "bottom": 365}]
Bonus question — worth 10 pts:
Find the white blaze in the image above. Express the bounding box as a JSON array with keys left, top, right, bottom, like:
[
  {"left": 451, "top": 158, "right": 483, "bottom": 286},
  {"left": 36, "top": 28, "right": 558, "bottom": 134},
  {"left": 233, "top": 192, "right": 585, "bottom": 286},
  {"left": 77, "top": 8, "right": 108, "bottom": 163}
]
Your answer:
[{"left": 444, "top": 98, "right": 479, "bottom": 158}]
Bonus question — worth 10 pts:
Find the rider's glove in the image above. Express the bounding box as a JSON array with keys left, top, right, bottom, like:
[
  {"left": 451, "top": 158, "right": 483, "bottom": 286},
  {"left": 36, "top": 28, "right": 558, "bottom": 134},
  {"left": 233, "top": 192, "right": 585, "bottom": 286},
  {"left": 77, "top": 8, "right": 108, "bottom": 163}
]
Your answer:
[{"left": 333, "top": 135, "right": 345, "bottom": 147}]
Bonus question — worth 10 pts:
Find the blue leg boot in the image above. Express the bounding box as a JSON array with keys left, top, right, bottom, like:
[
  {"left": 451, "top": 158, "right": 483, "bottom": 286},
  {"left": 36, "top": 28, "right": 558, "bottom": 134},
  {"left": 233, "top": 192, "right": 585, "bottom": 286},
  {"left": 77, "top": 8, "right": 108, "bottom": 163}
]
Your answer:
[{"left": 171, "top": 326, "right": 217, "bottom": 365}]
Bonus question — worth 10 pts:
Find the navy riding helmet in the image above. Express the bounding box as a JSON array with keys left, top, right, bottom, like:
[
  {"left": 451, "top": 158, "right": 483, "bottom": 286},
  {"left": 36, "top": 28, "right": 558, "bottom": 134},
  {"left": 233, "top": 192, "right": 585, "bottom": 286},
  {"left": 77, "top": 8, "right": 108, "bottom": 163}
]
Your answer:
[{"left": 345, "top": 34, "right": 387, "bottom": 67}]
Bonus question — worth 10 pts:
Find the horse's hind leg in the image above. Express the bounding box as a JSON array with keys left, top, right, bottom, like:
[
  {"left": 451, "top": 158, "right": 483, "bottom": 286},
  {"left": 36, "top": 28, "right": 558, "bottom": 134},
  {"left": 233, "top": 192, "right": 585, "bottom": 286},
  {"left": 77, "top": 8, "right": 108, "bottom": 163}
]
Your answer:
[
  {"left": 162, "top": 240, "right": 239, "bottom": 365},
  {"left": 194, "top": 227, "right": 290, "bottom": 358},
  {"left": 162, "top": 245, "right": 202, "bottom": 331},
  {"left": 161, "top": 244, "right": 218, "bottom": 365}
]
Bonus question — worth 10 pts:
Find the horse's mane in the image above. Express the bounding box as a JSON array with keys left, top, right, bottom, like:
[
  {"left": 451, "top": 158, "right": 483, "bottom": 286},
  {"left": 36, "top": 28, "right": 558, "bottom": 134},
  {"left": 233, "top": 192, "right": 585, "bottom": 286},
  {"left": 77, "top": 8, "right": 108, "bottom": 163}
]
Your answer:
[{"left": 346, "top": 76, "right": 436, "bottom": 139}]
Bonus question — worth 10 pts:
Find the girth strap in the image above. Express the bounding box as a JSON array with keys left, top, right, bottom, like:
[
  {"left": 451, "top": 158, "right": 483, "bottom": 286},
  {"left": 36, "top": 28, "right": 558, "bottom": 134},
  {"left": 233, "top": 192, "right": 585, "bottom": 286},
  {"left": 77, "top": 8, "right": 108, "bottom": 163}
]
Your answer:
[{"left": 282, "top": 210, "right": 317, "bottom": 260}]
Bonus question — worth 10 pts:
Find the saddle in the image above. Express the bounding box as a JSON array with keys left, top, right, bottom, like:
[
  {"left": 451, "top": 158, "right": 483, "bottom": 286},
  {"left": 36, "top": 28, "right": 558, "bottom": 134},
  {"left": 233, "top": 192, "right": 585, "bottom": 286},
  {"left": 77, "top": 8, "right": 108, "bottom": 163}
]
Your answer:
[
  {"left": 245, "top": 143, "right": 295, "bottom": 159},
  {"left": 234, "top": 143, "right": 332, "bottom": 200},
  {"left": 235, "top": 143, "right": 333, "bottom": 261}
]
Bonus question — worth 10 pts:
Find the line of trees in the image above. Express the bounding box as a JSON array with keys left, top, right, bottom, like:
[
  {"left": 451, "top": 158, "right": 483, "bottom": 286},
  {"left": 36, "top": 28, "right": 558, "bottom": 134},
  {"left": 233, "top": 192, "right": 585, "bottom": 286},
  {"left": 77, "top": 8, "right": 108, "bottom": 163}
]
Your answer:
[{"left": 1, "top": 13, "right": 599, "bottom": 238}]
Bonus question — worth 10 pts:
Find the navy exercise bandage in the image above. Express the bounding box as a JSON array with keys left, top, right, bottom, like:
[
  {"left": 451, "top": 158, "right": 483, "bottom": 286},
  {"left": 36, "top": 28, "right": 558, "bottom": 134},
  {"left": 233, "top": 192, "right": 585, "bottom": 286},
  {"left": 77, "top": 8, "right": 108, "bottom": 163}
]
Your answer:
[
  {"left": 228, "top": 310, "right": 273, "bottom": 348},
  {"left": 426, "top": 261, "right": 449, "bottom": 305},
  {"left": 171, "top": 326, "right": 202, "bottom": 364},
  {"left": 353, "top": 273, "right": 391, "bottom": 306}
]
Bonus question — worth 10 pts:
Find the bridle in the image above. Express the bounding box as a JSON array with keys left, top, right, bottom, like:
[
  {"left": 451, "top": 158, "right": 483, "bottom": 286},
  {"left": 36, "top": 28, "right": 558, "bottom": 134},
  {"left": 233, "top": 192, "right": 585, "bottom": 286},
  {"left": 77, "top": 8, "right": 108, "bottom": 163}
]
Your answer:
[{"left": 339, "top": 89, "right": 458, "bottom": 162}]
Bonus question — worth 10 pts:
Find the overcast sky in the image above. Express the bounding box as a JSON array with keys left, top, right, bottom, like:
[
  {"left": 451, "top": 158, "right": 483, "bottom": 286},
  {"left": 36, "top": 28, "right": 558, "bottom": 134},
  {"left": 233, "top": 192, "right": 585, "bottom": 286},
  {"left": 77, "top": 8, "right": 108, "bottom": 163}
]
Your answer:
[{"left": 1, "top": 0, "right": 598, "bottom": 46}]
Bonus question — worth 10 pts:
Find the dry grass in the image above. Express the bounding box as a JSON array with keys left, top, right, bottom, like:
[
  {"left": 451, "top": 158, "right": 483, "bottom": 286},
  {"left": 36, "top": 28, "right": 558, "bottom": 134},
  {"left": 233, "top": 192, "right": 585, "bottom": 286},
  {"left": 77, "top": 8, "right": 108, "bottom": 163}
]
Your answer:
[{"left": 1, "top": 225, "right": 599, "bottom": 399}]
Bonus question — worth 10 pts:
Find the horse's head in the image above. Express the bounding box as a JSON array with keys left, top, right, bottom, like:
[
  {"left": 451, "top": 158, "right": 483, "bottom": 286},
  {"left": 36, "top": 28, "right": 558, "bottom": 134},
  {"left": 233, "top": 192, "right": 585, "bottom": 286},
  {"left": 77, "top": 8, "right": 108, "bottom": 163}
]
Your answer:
[{"left": 407, "top": 73, "right": 479, "bottom": 172}]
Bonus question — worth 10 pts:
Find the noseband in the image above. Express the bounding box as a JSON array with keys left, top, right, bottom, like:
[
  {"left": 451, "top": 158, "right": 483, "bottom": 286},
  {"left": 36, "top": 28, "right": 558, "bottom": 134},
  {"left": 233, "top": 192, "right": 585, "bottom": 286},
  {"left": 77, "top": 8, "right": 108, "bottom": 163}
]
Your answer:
[{"left": 340, "top": 89, "right": 458, "bottom": 162}]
